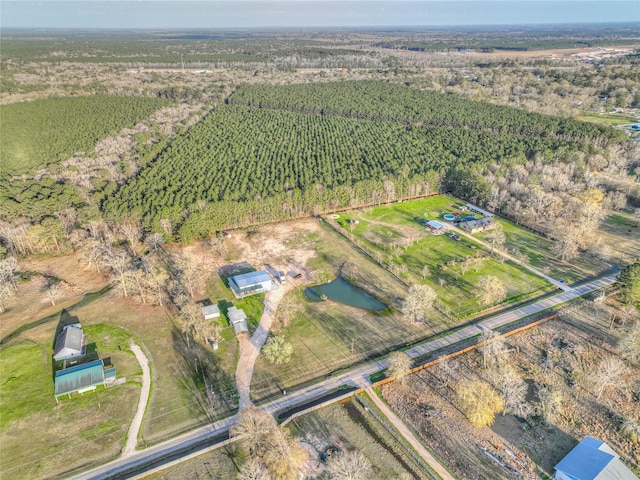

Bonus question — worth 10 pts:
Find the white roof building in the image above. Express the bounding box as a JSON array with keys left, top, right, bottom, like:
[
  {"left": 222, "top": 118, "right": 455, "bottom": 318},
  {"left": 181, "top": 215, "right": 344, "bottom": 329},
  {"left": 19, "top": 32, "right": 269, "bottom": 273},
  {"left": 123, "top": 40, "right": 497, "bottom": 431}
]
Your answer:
[
  {"left": 202, "top": 304, "right": 220, "bottom": 319},
  {"left": 228, "top": 270, "right": 272, "bottom": 298},
  {"left": 53, "top": 325, "right": 86, "bottom": 362},
  {"left": 227, "top": 306, "right": 248, "bottom": 334}
]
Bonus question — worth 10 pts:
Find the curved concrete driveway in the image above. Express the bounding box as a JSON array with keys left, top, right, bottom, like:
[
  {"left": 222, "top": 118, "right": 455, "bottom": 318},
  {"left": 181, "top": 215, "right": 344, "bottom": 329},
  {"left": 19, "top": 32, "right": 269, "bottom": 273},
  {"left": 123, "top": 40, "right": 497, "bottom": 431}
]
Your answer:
[{"left": 122, "top": 343, "right": 151, "bottom": 457}]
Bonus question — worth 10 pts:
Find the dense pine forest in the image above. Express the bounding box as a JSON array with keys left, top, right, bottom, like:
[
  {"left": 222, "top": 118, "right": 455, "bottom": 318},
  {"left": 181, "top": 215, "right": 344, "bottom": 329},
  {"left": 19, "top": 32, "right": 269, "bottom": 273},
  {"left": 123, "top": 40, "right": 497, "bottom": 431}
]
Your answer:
[
  {"left": 0, "top": 95, "right": 171, "bottom": 175},
  {"left": 98, "top": 81, "right": 623, "bottom": 239}
]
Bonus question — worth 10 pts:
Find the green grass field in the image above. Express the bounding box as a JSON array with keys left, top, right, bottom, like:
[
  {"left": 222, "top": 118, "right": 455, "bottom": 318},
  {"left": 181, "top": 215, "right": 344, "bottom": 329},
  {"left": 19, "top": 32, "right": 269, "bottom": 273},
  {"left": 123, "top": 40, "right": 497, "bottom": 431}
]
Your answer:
[
  {"left": 476, "top": 217, "right": 607, "bottom": 283},
  {"left": 576, "top": 113, "right": 637, "bottom": 126},
  {"left": 338, "top": 195, "right": 555, "bottom": 317},
  {"left": 0, "top": 95, "right": 170, "bottom": 175},
  {"left": 597, "top": 211, "right": 640, "bottom": 265},
  {"left": 250, "top": 220, "right": 444, "bottom": 403},
  {"left": 0, "top": 323, "right": 140, "bottom": 480}
]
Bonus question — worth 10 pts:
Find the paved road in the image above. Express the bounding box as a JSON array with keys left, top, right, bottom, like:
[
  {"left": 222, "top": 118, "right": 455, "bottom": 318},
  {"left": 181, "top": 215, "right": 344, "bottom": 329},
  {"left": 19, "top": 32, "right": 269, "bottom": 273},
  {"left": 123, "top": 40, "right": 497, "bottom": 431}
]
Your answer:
[
  {"left": 65, "top": 273, "right": 617, "bottom": 480},
  {"left": 122, "top": 343, "right": 151, "bottom": 457},
  {"left": 367, "top": 388, "right": 456, "bottom": 480}
]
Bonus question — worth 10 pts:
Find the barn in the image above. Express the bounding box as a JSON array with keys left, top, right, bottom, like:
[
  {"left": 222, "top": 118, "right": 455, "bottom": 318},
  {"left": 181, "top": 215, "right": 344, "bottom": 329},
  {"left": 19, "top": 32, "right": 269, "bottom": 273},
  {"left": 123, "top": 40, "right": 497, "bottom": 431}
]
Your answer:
[
  {"left": 228, "top": 270, "right": 273, "bottom": 298},
  {"left": 54, "top": 359, "right": 116, "bottom": 400}
]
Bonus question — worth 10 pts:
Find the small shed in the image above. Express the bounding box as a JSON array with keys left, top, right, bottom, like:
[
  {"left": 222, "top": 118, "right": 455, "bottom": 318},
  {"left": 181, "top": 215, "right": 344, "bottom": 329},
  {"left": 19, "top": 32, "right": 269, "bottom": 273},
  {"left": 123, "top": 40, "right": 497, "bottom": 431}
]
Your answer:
[
  {"left": 228, "top": 270, "right": 273, "bottom": 298},
  {"left": 425, "top": 220, "right": 447, "bottom": 235},
  {"left": 53, "top": 325, "right": 87, "bottom": 362},
  {"left": 54, "top": 359, "right": 108, "bottom": 400},
  {"left": 464, "top": 203, "right": 495, "bottom": 218},
  {"left": 227, "top": 306, "right": 248, "bottom": 334},
  {"left": 554, "top": 436, "right": 639, "bottom": 480},
  {"left": 202, "top": 304, "right": 220, "bottom": 320}
]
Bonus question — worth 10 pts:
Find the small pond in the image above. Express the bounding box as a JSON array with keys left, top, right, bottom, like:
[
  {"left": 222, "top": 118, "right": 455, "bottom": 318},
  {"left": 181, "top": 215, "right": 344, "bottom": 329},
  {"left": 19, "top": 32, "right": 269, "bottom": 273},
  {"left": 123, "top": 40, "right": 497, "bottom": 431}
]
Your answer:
[{"left": 304, "top": 277, "right": 387, "bottom": 311}]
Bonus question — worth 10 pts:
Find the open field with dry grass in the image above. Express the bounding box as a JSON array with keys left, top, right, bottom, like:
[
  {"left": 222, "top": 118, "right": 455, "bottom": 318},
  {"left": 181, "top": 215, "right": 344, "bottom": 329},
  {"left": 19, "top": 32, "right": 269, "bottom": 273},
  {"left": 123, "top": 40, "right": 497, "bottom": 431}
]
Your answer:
[{"left": 380, "top": 314, "right": 640, "bottom": 479}]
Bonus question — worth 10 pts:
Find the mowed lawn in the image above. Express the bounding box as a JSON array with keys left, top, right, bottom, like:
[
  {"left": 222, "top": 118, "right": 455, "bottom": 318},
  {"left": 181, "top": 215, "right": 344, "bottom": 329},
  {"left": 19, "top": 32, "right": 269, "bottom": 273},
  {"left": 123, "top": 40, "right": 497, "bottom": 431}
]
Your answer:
[
  {"left": 71, "top": 296, "right": 238, "bottom": 446},
  {"left": 339, "top": 195, "right": 554, "bottom": 317},
  {"left": 597, "top": 211, "right": 640, "bottom": 266},
  {"left": 0, "top": 324, "right": 140, "bottom": 480},
  {"left": 476, "top": 217, "right": 608, "bottom": 283},
  {"left": 250, "top": 220, "right": 446, "bottom": 403}
]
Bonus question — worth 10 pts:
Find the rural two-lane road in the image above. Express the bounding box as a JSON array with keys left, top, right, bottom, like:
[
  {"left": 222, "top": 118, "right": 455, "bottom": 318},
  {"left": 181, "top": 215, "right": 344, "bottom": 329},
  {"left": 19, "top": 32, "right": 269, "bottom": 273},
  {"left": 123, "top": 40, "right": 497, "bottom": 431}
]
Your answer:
[{"left": 65, "top": 273, "right": 617, "bottom": 480}]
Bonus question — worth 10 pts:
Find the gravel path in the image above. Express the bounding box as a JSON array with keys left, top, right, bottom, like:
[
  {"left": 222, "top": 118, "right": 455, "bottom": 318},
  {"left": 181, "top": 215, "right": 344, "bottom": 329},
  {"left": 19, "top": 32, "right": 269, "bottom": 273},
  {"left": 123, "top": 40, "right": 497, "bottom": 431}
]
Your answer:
[
  {"left": 122, "top": 343, "right": 151, "bottom": 457},
  {"left": 367, "top": 388, "right": 456, "bottom": 480},
  {"left": 235, "top": 282, "right": 295, "bottom": 410}
]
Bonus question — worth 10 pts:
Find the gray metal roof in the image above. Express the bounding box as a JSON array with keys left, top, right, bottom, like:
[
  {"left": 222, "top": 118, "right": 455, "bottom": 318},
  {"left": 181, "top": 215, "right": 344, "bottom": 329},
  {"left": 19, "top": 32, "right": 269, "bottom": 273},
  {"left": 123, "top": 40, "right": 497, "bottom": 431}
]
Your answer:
[
  {"left": 555, "top": 436, "right": 639, "bottom": 480},
  {"left": 227, "top": 306, "right": 247, "bottom": 324},
  {"left": 53, "top": 325, "right": 86, "bottom": 361},
  {"left": 202, "top": 304, "right": 220, "bottom": 317},
  {"left": 54, "top": 359, "right": 105, "bottom": 396},
  {"left": 230, "top": 270, "right": 271, "bottom": 289}
]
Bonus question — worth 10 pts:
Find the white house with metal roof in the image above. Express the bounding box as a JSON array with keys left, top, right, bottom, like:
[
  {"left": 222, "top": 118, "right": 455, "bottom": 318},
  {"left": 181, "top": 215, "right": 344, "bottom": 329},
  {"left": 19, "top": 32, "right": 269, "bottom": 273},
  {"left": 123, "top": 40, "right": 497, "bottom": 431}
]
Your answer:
[
  {"left": 554, "top": 436, "right": 638, "bottom": 480},
  {"left": 53, "top": 324, "right": 86, "bottom": 362},
  {"left": 228, "top": 270, "right": 272, "bottom": 298}
]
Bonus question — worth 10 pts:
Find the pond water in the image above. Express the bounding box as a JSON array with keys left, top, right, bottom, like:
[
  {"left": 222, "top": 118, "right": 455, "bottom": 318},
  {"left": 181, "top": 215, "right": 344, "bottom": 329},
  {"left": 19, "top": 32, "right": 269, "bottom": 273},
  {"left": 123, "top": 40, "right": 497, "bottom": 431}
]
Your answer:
[{"left": 304, "top": 277, "right": 387, "bottom": 311}]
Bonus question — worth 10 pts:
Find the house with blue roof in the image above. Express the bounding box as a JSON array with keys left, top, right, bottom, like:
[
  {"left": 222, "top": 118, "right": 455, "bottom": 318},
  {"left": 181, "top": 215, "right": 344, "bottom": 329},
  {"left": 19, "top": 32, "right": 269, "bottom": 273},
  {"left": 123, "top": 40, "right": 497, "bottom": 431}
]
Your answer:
[
  {"left": 554, "top": 436, "right": 638, "bottom": 480},
  {"left": 228, "top": 270, "right": 273, "bottom": 298}
]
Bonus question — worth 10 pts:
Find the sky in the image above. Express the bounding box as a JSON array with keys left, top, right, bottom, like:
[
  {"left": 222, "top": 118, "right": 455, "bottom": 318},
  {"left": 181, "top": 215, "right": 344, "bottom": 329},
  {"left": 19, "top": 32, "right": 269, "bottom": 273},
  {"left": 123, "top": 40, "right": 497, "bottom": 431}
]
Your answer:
[{"left": 2, "top": 1, "right": 639, "bottom": 29}]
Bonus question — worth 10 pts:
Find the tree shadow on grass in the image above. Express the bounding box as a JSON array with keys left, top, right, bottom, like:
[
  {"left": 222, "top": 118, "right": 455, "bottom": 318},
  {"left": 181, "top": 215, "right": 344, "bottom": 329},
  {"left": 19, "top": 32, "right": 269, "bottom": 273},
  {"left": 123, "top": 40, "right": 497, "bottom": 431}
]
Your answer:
[{"left": 171, "top": 326, "right": 238, "bottom": 423}]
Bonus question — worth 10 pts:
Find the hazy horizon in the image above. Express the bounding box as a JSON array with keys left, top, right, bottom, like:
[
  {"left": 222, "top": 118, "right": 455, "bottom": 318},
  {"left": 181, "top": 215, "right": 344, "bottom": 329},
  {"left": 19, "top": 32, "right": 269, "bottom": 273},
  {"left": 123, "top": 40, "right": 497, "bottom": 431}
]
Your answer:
[{"left": 2, "top": 1, "right": 639, "bottom": 29}]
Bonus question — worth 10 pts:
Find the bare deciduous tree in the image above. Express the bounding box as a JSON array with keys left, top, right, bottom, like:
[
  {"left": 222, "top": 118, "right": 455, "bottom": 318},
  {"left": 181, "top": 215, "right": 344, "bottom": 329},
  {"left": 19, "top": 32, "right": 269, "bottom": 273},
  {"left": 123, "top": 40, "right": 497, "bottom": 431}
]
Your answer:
[
  {"left": 231, "top": 408, "right": 307, "bottom": 480},
  {"left": 0, "top": 283, "right": 16, "bottom": 313},
  {"left": 485, "top": 223, "right": 506, "bottom": 254},
  {"left": 387, "top": 351, "right": 412, "bottom": 384},
  {"left": 238, "top": 459, "right": 271, "bottom": 480},
  {"left": 0, "top": 257, "right": 18, "bottom": 290},
  {"left": 477, "top": 275, "right": 507, "bottom": 306},
  {"left": 420, "top": 264, "right": 430, "bottom": 279},
  {"left": 500, "top": 369, "right": 531, "bottom": 417},
  {"left": 45, "top": 282, "right": 63, "bottom": 306},
  {"left": 119, "top": 221, "right": 142, "bottom": 249},
  {"left": 594, "top": 357, "right": 627, "bottom": 399},
  {"left": 478, "top": 328, "right": 507, "bottom": 370},
  {"left": 326, "top": 450, "right": 373, "bottom": 480},
  {"left": 276, "top": 294, "right": 303, "bottom": 329},
  {"left": 403, "top": 283, "right": 436, "bottom": 324},
  {"left": 617, "top": 323, "right": 640, "bottom": 365},
  {"left": 144, "top": 233, "right": 165, "bottom": 252}
]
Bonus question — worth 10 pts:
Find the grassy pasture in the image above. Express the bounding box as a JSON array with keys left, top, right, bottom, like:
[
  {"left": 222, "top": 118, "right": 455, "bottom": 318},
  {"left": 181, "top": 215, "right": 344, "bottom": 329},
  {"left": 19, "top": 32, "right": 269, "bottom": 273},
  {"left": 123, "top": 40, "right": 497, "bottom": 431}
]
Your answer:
[
  {"left": 576, "top": 113, "right": 637, "bottom": 125},
  {"left": 338, "top": 195, "right": 555, "bottom": 317},
  {"left": 0, "top": 323, "right": 140, "bottom": 480},
  {"left": 250, "top": 220, "right": 441, "bottom": 403},
  {"left": 597, "top": 211, "right": 640, "bottom": 265},
  {"left": 476, "top": 217, "right": 607, "bottom": 283},
  {"left": 0, "top": 95, "right": 170, "bottom": 175}
]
